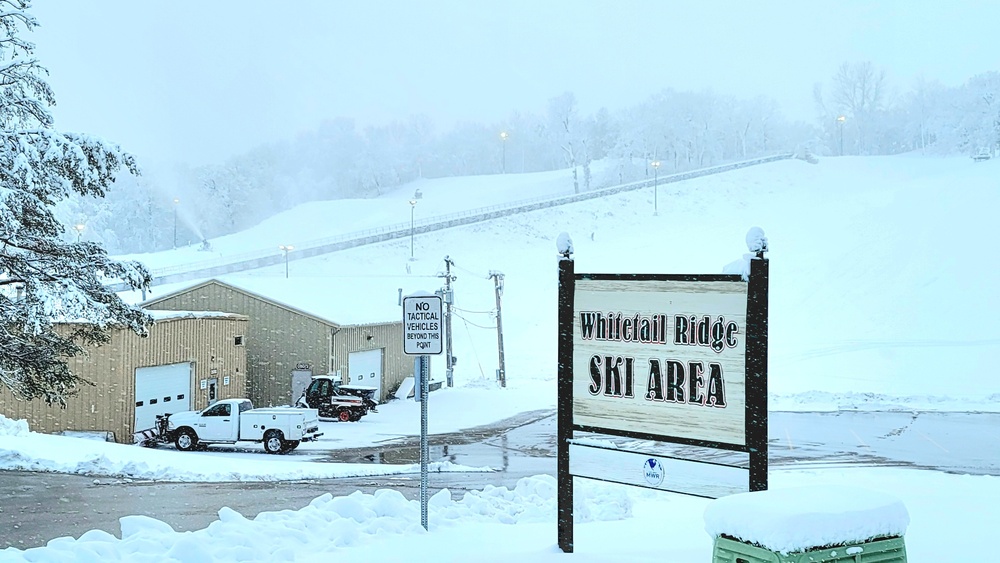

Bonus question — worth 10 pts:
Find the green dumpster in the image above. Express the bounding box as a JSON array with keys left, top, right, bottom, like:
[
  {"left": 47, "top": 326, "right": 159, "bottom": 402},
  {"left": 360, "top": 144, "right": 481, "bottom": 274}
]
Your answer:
[
  {"left": 704, "top": 485, "right": 908, "bottom": 562},
  {"left": 711, "top": 534, "right": 905, "bottom": 562}
]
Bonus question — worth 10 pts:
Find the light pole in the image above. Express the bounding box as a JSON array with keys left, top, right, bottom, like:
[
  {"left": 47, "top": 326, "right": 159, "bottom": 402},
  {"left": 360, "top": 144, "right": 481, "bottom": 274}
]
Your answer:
[
  {"left": 172, "top": 198, "right": 180, "bottom": 248},
  {"left": 651, "top": 160, "right": 661, "bottom": 215},
  {"left": 408, "top": 199, "right": 417, "bottom": 260},
  {"left": 73, "top": 223, "right": 85, "bottom": 242},
  {"left": 499, "top": 131, "right": 509, "bottom": 174},
  {"left": 837, "top": 115, "right": 846, "bottom": 156},
  {"left": 279, "top": 245, "right": 294, "bottom": 278}
]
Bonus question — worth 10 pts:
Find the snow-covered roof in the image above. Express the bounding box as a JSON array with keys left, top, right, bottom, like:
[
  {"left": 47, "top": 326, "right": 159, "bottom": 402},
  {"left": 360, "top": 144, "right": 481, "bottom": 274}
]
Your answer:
[
  {"left": 141, "top": 276, "right": 410, "bottom": 327},
  {"left": 146, "top": 310, "right": 248, "bottom": 322}
]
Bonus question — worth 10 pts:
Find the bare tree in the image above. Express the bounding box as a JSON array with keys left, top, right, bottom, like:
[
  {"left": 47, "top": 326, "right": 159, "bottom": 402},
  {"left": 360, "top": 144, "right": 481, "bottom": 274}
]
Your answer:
[
  {"left": 547, "top": 92, "right": 582, "bottom": 194},
  {"left": 831, "top": 61, "right": 887, "bottom": 154}
]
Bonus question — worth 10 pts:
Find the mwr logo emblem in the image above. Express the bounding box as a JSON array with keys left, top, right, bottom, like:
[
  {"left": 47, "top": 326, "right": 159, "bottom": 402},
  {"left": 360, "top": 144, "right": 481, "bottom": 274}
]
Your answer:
[{"left": 643, "top": 458, "right": 665, "bottom": 486}]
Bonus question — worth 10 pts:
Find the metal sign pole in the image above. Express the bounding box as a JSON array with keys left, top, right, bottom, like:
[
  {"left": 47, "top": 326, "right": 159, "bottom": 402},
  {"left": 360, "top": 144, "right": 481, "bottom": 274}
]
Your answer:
[
  {"left": 402, "top": 293, "right": 442, "bottom": 532},
  {"left": 419, "top": 353, "right": 430, "bottom": 530}
]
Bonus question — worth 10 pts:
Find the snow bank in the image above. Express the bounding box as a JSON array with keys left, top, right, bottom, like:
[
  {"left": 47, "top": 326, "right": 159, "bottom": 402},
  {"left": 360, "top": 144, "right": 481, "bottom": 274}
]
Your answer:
[
  {"left": 0, "top": 475, "right": 629, "bottom": 562},
  {"left": 0, "top": 414, "right": 29, "bottom": 437},
  {"left": 703, "top": 485, "right": 909, "bottom": 554},
  {"left": 0, "top": 427, "right": 491, "bottom": 482}
]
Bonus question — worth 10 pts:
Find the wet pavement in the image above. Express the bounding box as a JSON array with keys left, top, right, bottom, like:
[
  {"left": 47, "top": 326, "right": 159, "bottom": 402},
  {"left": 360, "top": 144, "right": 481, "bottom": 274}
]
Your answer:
[
  {"left": 315, "top": 409, "right": 556, "bottom": 469},
  {"left": 318, "top": 410, "right": 1000, "bottom": 477},
  {"left": 2, "top": 410, "right": 998, "bottom": 549}
]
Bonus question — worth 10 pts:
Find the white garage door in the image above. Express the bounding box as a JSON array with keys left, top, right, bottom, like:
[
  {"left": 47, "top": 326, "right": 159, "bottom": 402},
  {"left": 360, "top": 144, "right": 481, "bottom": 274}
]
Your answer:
[
  {"left": 134, "top": 363, "right": 192, "bottom": 433},
  {"left": 348, "top": 349, "right": 383, "bottom": 399}
]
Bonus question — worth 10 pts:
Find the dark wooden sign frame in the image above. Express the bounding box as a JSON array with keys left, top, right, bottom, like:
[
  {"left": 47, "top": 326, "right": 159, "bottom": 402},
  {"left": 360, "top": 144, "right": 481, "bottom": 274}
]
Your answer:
[{"left": 556, "top": 253, "right": 769, "bottom": 553}]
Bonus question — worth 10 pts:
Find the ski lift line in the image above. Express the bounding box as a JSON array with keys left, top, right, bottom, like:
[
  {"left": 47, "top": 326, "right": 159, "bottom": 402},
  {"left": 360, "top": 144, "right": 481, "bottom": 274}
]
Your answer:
[
  {"left": 108, "top": 154, "right": 793, "bottom": 291},
  {"left": 452, "top": 312, "right": 496, "bottom": 330}
]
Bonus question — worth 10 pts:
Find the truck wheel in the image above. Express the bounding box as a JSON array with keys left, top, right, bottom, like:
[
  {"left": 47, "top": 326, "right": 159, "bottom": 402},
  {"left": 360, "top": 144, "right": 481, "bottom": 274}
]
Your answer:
[
  {"left": 349, "top": 411, "right": 362, "bottom": 422},
  {"left": 338, "top": 409, "right": 351, "bottom": 422},
  {"left": 175, "top": 429, "right": 198, "bottom": 452},
  {"left": 281, "top": 440, "right": 300, "bottom": 453},
  {"left": 263, "top": 430, "right": 285, "bottom": 454}
]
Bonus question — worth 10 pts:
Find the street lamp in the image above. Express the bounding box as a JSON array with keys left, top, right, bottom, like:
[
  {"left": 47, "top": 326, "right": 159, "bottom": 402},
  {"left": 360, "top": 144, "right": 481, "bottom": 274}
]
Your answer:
[
  {"left": 650, "top": 160, "right": 661, "bottom": 215},
  {"left": 73, "top": 223, "right": 85, "bottom": 242},
  {"left": 837, "top": 115, "right": 846, "bottom": 156},
  {"left": 408, "top": 199, "right": 417, "bottom": 261},
  {"left": 279, "top": 245, "right": 294, "bottom": 278},
  {"left": 172, "top": 198, "right": 180, "bottom": 248},
  {"left": 499, "top": 131, "right": 509, "bottom": 174}
]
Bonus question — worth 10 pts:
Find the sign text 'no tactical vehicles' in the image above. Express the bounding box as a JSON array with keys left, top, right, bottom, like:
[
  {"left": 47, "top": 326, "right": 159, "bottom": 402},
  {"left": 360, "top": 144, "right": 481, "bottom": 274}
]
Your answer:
[{"left": 403, "top": 295, "right": 443, "bottom": 355}]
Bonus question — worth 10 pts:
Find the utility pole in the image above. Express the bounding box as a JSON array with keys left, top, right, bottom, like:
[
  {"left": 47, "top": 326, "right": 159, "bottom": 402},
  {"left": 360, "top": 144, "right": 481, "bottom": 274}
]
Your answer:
[
  {"left": 442, "top": 256, "right": 456, "bottom": 388},
  {"left": 489, "top": 271, "right": 506, "bottom": 388}
]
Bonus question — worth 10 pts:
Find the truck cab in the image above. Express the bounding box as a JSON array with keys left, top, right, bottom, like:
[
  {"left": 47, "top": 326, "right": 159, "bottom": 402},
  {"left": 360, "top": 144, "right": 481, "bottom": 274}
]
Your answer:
[{"left": 189, "top": 399, "right": 251, "bottom": 442}]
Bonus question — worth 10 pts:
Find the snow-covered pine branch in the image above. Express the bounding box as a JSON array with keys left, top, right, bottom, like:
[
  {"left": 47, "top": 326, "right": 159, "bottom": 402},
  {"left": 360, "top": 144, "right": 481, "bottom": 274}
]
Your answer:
[{"left": 0, "top": 0, "right": 151, "bottom": 405}]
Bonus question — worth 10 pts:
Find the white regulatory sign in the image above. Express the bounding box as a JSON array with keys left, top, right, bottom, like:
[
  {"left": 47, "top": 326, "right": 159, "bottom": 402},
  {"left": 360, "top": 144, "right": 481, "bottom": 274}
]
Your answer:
[{"left": 403, "top": 295, "right": 443, "bottom": 355}]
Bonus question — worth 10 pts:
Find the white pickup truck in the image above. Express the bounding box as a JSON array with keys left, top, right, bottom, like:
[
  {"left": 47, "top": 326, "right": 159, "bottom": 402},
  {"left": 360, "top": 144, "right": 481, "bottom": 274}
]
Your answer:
[{"left": 156, "top": 398, "right": 322, "bottom": 454}]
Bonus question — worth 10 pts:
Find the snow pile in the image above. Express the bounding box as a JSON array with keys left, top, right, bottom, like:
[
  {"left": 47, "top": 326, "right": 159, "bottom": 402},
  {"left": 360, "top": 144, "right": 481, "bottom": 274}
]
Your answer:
[
  {"left": 721, "top": 253, "right": 753, "bottom": 280},
  {"left": 744, "top": 226, "right": 767, "bottom": 254},
  {"left": 0, "top": 476, "right": 629, "bottom": 562},
  {"left": 0, "top": 414, "right": 29, "bottom": 437},
  {"left": 703, "top": 485, "right": 910, "bottom": 554},
  {"left": 452, "top": 475, "right": 631, "bottom": 525},
  {"left": 556, "top": 231, "right": 573, "bottom": 256},
  {"left": 722, "top": 227, "right": 767, "bottom": 279},
  {"left": 5, "top": 467, "right": 994, "bottom": 560}
]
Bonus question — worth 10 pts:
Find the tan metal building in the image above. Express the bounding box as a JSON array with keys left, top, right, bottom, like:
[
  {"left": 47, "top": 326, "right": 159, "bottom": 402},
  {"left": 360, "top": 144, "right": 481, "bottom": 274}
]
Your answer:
[
  {"left": 0, "top": 311, "right": 248, "bottom": 444},
  {"left": 141, "top": 279, "right": 410, "bottom": 406}
]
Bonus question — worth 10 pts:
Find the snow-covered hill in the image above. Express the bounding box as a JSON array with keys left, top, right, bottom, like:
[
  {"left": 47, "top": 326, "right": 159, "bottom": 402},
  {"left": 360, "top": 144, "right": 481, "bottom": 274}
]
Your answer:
[{"left": 122, "top": 155, "right": 1000, "bottom": 411}]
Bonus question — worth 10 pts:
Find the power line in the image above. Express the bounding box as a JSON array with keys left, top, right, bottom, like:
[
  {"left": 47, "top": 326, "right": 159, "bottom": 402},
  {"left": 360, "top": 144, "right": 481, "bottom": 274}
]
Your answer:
[
  {"left": 453, "top": 312, "right": 496, "bottom": 330},
  {"left": 289, "top": 273, "right": 440, "bottom": 279},
  {"left": 453, "top": 306, "right": 495, "bottom": 315},
  {"left": 460, "top": 317, "right": 488, "bottom": 379},
  {"left": 453, "top": 263, "right": 492, "bottom": 280}
]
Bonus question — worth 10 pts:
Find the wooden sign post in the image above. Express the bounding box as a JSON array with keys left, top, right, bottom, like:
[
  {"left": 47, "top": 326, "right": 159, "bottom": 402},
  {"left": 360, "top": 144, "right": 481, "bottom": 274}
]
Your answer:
[{"left": 557, "top": 235, "right": 769, "bottom": 554}]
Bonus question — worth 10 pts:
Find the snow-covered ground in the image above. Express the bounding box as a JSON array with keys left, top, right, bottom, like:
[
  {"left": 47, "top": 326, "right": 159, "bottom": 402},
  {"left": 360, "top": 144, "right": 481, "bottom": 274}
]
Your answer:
[
  {"left": 0, "top": 448, "right": 995, "bottom": 561},
  {"left": 3, "top": 155, "right": 997, "bottom": 560}
]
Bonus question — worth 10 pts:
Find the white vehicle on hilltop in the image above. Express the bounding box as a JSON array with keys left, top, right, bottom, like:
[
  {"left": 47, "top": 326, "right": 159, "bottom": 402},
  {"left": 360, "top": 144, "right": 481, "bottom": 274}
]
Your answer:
[{"left": 154, "top": 398, "right": 322, "bottom": 454}]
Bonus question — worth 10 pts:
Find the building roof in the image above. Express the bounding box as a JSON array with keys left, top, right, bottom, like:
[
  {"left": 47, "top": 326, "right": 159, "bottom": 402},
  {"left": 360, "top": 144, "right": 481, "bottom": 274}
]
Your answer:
[{"left": 139, "top": 276, "right": 410, "bottom": 327}]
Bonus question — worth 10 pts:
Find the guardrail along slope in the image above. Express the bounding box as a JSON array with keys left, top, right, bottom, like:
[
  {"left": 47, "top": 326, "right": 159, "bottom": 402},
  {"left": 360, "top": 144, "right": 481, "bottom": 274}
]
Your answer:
[{"left": 111, "top": 154, "right": 793, "bottom": 291}]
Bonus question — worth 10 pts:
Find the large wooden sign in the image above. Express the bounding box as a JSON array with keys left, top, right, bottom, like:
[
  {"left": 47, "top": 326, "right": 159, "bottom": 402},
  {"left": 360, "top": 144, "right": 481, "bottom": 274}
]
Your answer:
[
  {"left": 556, "top": 249, "right": 769, "bottom": 554},
  {"left": 574, "top": 277, "right": 748, "bottom": 446}
]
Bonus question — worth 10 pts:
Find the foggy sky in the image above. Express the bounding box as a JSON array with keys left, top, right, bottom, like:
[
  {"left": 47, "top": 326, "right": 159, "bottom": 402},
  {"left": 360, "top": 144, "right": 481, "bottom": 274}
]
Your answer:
[{"left": 29, "top": 1, "right": 1000, "bottom": 167}]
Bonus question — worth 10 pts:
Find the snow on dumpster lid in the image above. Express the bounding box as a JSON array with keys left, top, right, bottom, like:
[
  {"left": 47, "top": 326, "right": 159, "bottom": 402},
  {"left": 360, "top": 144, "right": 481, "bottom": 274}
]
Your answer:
[{"left": 703, "top": 485, "right": 909, "bottom": 554}]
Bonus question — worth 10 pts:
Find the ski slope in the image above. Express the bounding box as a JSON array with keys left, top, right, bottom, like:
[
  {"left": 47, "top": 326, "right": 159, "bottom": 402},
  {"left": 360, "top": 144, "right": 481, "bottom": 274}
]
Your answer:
[{"left": 122, "top": 155, "right": 1000, "bottom": 410}]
